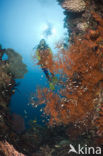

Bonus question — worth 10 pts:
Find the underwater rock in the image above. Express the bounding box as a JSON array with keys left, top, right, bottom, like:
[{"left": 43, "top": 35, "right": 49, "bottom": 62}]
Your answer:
[
  {"left": 0, "top": 63, "right": 14, "bottom": 111},
  {"left": 56, "top": 139, "right": 70, "bottom": 146},
  {"left": 0, "top": 60, "right": 16, "bottom": 140},
  {"left": 62, "top": 0, "right": 86, "bottom": 13},
  {"left": 11, "top": 114, "right": 25, "bottom": 134},
  {"left": 40, "top": 145, "right": 55, "bottom": 156},
  {"left": 0, "top": 115, "right": 8, "bottom": 136},
  {"left": 0, "top": 65, "right": 11, "bottom": 90},
  {"left": 60, "top": 0, "right": 103, "bottom": 42},
  {"left": 0, "top": 97, "right": 8, "bottom": 109}
]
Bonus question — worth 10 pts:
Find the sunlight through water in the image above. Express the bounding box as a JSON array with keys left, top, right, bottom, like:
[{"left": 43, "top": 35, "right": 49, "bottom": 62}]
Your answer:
[{"left": 0, "top": 0, "right": 68, "bottom": 128}]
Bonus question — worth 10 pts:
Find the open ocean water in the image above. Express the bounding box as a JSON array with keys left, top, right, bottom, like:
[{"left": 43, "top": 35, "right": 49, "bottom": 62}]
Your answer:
[{"left": 0, "top": 0, "right": 68, "bottom": 128}]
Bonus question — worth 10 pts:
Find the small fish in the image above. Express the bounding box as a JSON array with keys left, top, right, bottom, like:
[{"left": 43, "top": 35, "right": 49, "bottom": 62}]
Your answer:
[
  {"left": 8, "top": 83, "right": 12, "bottom": 86},
  {"left": 24, "top": 110, "right": 27, "bottom": 114},
  {"left": 33, "top": 120, "right": 37, "bottom": 123},
  {"left": 12, "top": 89, "right": 15, "bottom": 93},
  {"left": 55, "top": 145, "right": 61, "bottom": 148},
  {"left": 61, "top": 104, "right": 64, "bottom": 107},
  {"left": 31, "top": 97, "right": 34, "bottom": 100},
  {"left": 39, "top": 100, "right": 45, "bottom": 104},
  {"left": 31, "top": 102, "right": 35, "bottom": 106},
  {"left": 42, "top": 120, "right": 45, "bottom": 122},
  {"left": 40, "top": 108, "right": 43, "bottom": 112},
  {"left": 34, "top": 105, "right": 38, "bottom": 108}
]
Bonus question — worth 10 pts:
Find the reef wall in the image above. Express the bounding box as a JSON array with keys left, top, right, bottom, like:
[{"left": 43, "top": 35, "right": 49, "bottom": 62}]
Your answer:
[{"left": 57, "top": 0, "right": 103, "bottom": 42}]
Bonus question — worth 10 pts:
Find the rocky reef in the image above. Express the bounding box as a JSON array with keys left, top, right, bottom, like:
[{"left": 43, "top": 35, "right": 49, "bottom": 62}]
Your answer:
[
  {"left": 57, "top": 0, "right": 103, "bottom": 42},
  {"left": 0, "top": 46, "right": 28, "bottom": 155},
  {"left": 0, "top": 46, "right": 28, "bottom": 136}
]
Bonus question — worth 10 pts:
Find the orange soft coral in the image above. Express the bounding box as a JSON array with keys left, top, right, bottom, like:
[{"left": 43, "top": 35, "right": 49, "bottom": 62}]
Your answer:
[{"left": 34, "top": 13, "right": 103, "bottom": 136}]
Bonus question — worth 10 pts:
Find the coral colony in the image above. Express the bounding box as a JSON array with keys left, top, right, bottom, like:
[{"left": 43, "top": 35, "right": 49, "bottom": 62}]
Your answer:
[{"left": 35, "top": 13, "right": 103, "bottom": 136}]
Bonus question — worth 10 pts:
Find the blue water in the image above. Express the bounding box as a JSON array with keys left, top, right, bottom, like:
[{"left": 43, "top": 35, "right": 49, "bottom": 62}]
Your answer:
[
  {"left": 10, "top": 66, "right": 50, "bottom": 127},
  {"left": 0, "top": 0, "right": 68, "bottom": 128}
]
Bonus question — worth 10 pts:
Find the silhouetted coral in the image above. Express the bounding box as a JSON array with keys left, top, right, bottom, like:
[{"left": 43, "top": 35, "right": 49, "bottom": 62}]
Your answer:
[{"left": 6, "top": 48, "right": 28, "bottom": 79}]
